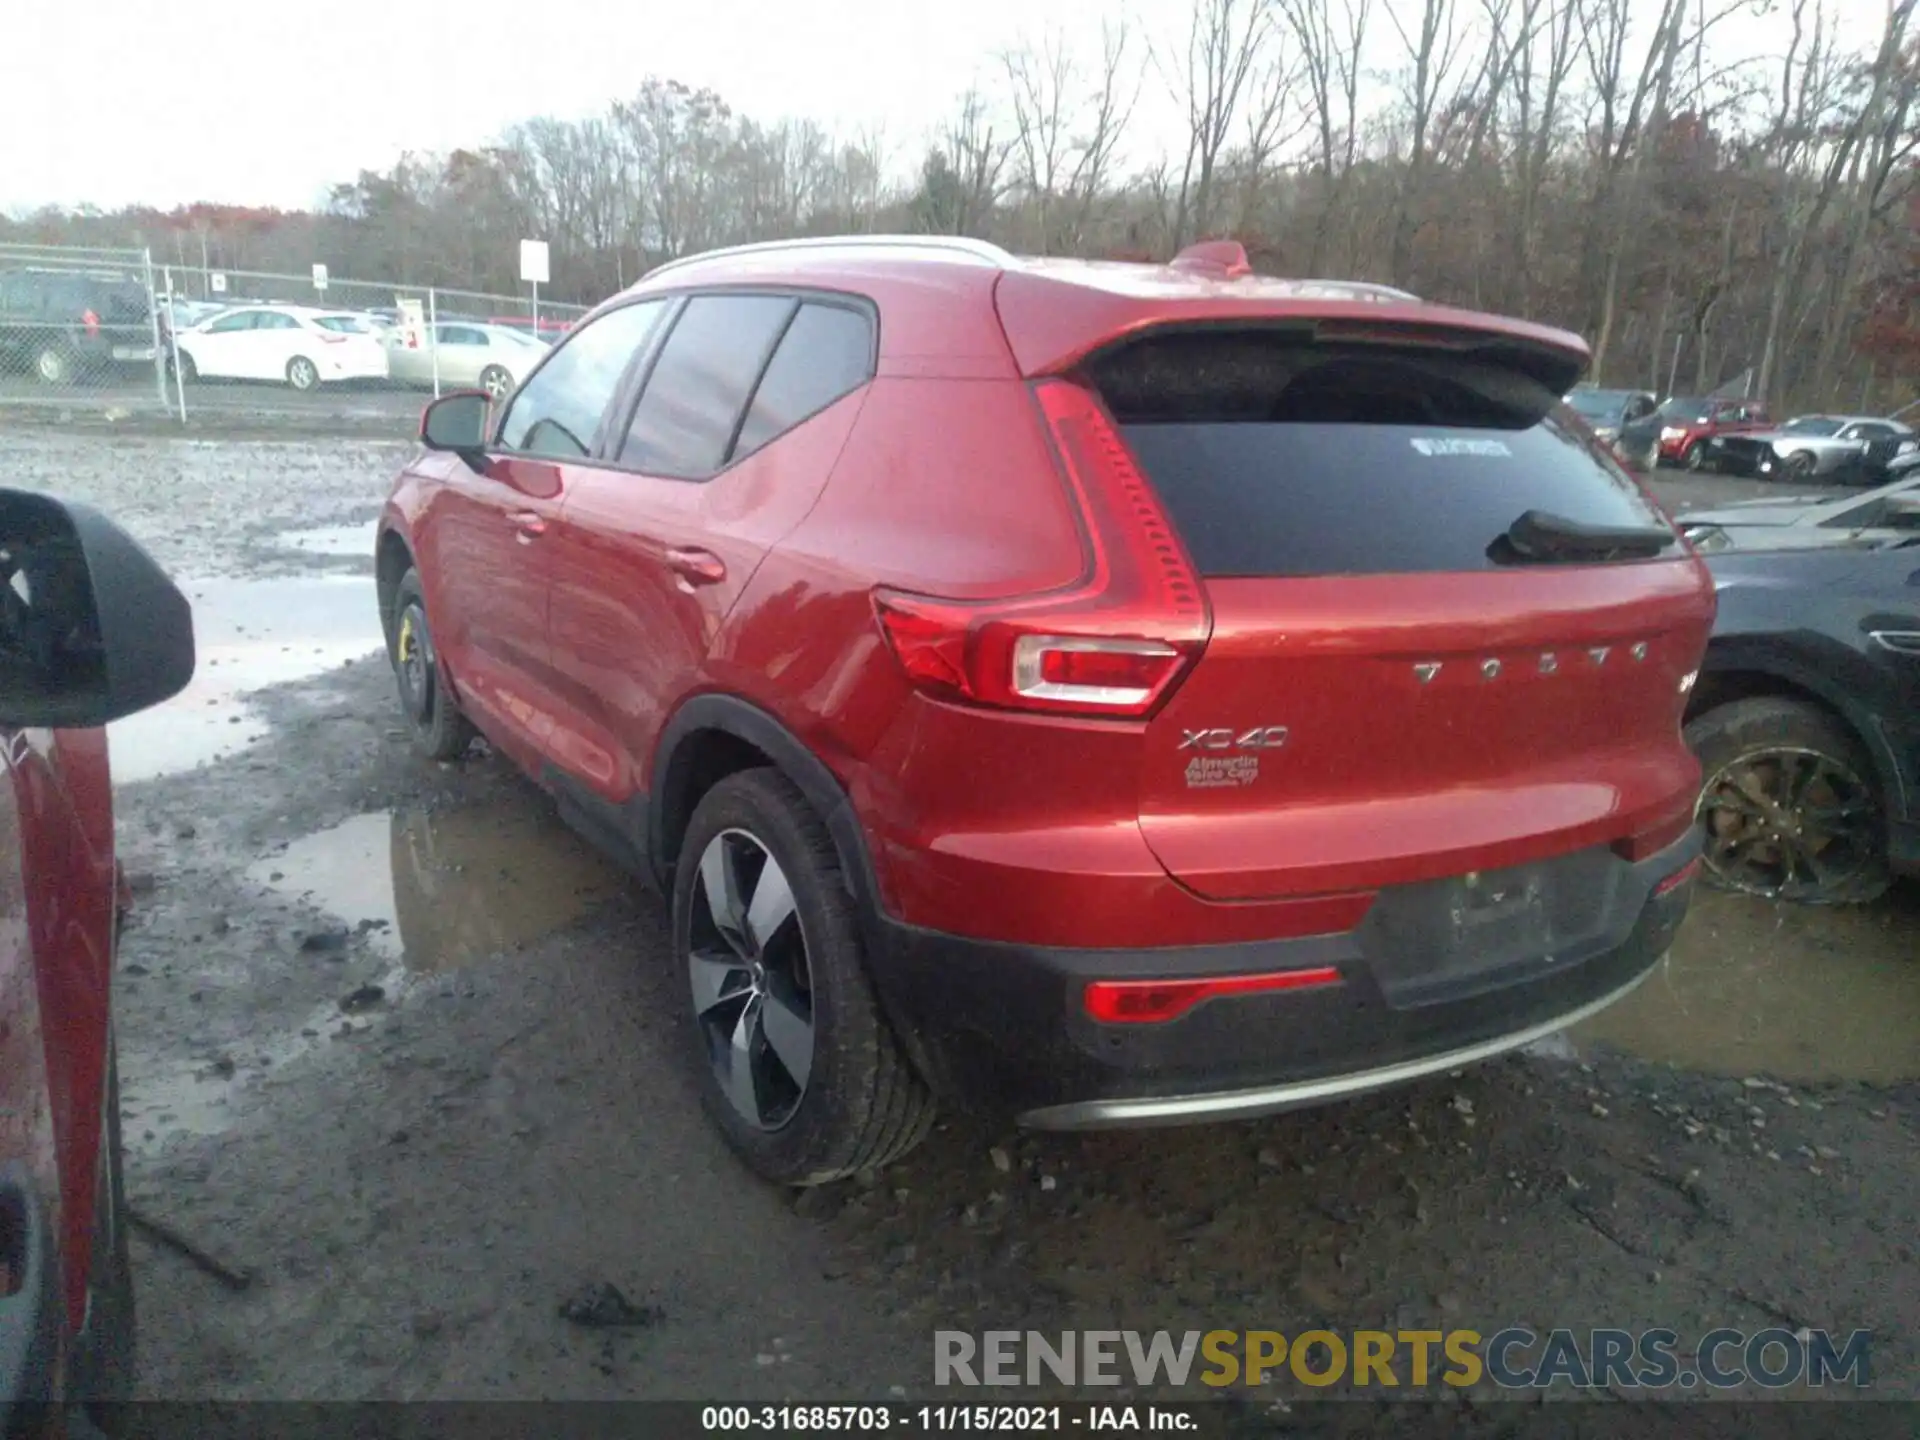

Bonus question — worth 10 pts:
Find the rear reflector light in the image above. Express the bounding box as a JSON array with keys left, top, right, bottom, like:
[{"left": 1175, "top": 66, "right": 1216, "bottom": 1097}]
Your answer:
[
  {"left": 1652, "top": 856, "right": 1702, "bottom": 898},
  {"left": 1085, "top": 966, "right": 1343, "bottom": 1025},
  {"left": 318, "top": 332, "right": 348, "bottom": 344},
  {"left": 872, "top": 380, "right": 1210, "bottom": 719}
]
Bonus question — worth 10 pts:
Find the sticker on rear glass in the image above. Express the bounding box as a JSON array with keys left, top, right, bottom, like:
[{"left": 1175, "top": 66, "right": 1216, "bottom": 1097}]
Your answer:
[{"left": 1410, "top": 437, "right": 1512, "bottom": 457}]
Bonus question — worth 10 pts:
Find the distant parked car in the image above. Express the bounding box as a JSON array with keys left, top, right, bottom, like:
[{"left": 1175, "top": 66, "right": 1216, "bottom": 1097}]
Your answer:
[
  {"left": 385, "top": 321, "right": 548, "bottom": 398},
  {"left": 1704, "top": 414, "right": 1916, "bottom": 483},
  {"left": 1688, "top": 544, "right": 1920, "bottom": 903},
  {"left": 1621, "top": 396, "right": 1773, "bottom": 470},
  {"left": 1678, "top": 471, "right": 1920, "bottom": 554},
  {"left": 1565, "top": 386, "right": 1658, "bottom": 461},
  {"left": 172, "top": 304, "right": 389, "bottom": 390},
  {"left": 0, "top": 268, "right": 158, "bottom": 385}
]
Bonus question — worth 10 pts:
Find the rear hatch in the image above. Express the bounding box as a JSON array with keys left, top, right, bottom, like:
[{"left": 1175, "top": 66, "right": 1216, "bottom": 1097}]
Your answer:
[{"left": 1074, "top": 323, "right": 1714, "bottom": 902}]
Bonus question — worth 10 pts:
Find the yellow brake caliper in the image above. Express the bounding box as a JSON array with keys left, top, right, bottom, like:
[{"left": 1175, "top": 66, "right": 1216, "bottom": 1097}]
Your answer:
[{"left": 397, "top": 611, "right": 416, "bottom": 665}]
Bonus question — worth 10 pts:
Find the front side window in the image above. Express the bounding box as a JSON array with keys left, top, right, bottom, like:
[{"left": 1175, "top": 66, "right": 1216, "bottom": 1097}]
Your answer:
[{"left": 496, "top": 300, "right": 669, "bottom": 460}]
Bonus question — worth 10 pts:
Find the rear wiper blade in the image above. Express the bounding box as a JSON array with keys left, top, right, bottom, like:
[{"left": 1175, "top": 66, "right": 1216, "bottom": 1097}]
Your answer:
[{"left": 1494, "top": 509, "right": 1677, "bottom": 564}]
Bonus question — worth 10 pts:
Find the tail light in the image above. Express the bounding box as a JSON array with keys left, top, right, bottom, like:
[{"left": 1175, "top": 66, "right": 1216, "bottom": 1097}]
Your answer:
[
  {"left": 872, "top": 379, "right": 1210, "bottom": 719},
  {"left": 317, "top": 331, "right": 348, "bottom": 344},
  {"left": 82, "top": 309, "right": 100, "bottom": 337}
]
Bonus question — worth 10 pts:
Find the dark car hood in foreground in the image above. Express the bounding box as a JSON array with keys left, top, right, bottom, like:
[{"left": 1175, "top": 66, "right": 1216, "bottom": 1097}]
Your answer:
[{"left": 1682, "top": 496, "right": 1831, "bottom": 528}]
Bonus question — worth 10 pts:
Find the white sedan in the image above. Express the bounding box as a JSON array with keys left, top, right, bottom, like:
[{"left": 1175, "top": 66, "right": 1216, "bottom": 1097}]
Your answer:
[
  {"left": 385, "top": 321, "right": 548, "bottom": 398},
  {"left": 173, "top": 305, "right": 390, "bottom": 390}
]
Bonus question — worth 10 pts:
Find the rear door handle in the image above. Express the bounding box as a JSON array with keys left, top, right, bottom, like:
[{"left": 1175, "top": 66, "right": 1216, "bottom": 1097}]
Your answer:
[
  {"left": 508, "top": 510, "right": 546, "bottom": 542},
  {"left": 665, "top": 546, "right": 726, "bottom": 586}
]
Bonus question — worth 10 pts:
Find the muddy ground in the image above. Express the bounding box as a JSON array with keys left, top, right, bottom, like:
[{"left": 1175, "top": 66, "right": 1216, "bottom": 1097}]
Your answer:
[{"left": 6, "top": 423, "right": 1915, "bottom": 1409}]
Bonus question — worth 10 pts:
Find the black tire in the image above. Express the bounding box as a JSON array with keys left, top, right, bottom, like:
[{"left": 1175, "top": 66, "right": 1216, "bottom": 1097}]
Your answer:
[
  {"left": 1683, "top": 441, "right": 1709, "bottom": 472},
  {"left": 383, "top": 567, "right": 474, "bottom": 761},
  {"left": 285, "top": 355, "right": 320, "bottom": 391},
  {"left": 34, "top": 344, "right": 74, "bottom": 386},
  {"left": 478, "top": 364, "right": 513, "bottom": 400},
  {"left": 1687, "top": 697, "right": 1890, "bottom": 905},
  {"left": 175, "top": 350, "right": 198, "bottom": 384},
  {"left": 1782, "top": 450, "right": 1818, "bottom": 482},
  {"left": 73, "top": 1043, "right": 135, "bottom": 1428},
  {"left": 673, "top": 769, "right": 933, "bottom": 1185}
]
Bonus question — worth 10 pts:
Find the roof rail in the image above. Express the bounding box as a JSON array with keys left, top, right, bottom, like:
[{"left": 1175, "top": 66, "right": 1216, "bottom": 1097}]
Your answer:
[
  {"left": 644, "top": 234, "right": 1017, "bottom": 279},
  {"left": 1290, "top": 278, "right": 1422, "bottom": 302}
]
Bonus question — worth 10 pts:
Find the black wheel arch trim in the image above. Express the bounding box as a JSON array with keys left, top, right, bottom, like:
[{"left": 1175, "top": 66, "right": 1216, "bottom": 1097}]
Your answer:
[
  {"left": 649, "top": 694, "right": 882, "bottom": 915},
  {"left": 1695, "top": 643, "right": 1913, "bottom": 823}
]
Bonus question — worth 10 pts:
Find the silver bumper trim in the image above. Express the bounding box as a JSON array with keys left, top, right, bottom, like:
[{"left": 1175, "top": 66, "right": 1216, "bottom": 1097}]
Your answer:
[{"left": 1017, "top": 960, "right": 1659, "bottom": 1131}]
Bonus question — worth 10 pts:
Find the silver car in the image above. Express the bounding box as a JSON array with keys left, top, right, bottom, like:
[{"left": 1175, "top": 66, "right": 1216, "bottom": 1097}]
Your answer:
[
  {"left": 1709, "top": 414, "right": 1915, "bottom": 482},
  {"left": 385, "top": 321, "right": 548, "bottom": 398}
]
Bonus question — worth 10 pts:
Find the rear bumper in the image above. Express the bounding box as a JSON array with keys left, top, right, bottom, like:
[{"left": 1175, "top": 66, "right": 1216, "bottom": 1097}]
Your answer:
[{"left": 865, "top": 834, "right": 1698, "bottom": 1128}]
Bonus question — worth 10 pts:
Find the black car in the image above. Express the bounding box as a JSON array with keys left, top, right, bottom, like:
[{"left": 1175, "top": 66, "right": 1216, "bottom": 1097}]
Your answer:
[
  {"left": 1564, "top": 385, "right": 1657, "bottom": 457},
  {"left": 1686, "top": 546, "right": 1920, "bottom": 903},
  {"left": 1679, "top": 469, "right": 1920, "bottom": 553},
  {"left": 0, "top": 268, "right": 159, "bottom": 385}
]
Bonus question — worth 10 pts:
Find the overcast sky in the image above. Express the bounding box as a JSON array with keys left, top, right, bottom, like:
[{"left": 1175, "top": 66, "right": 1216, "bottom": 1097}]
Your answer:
[{"left": 0, "top": 0, "right": 1880, "bottom": 214}]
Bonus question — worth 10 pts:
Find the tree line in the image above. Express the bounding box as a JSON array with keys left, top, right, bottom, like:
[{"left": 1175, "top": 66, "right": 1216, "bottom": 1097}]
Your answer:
[{"left": 7, "top": 0, "right": 1916, "bottom": 411}]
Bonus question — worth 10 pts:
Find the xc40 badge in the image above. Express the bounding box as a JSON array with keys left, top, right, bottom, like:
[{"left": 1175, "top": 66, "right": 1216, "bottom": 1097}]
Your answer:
[{"left": 1179, "top": 725, "right": 1288, "bottom": 790}]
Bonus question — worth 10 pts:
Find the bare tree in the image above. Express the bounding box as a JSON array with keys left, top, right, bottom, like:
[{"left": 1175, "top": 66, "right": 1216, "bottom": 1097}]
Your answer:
[
  {"left": 1003, "top": 32, "right": 1077, "bottom": 252},
  {"left": 1281, "top": 0, "right": 1372, "bottom": 273},
  {"left": 1169, "top": 0, "right": 1270, "bottom": 249},
  {"left": 1063, "top": 22, "right": 1142, "bottom": 251},
  {"left": 1383, "top": 0, "right": 1470, "bottom": 288}
]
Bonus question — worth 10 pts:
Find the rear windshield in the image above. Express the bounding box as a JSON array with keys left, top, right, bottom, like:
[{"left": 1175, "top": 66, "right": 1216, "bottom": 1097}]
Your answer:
[{"left": 1092, "top": 332, "right": 1669, "bottom": 578}]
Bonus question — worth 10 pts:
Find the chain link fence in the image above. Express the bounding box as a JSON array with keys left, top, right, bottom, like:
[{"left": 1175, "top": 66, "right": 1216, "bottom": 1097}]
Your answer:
[
  {"left": 0, "top": 240, "right": 169, "bottom": 413},
  {"left": 3, "top": 243, "right": 594, "bottom": 430}
]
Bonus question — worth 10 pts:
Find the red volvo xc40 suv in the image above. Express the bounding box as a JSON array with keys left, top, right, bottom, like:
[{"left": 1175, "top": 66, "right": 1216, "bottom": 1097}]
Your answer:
[{"left": 378, "top": 236, "right": 1713, "bottom": 1185}]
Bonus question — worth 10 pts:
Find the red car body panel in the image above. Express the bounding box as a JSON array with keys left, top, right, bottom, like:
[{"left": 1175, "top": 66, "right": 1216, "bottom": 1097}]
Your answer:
[{"left": 3, "top": 726, "right": 113, "bottom": 1334}]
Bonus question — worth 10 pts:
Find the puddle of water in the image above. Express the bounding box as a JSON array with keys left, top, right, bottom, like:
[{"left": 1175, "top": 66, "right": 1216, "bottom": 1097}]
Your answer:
[
  {"left": 1571, "top": 888, "right": 1920, "bottom": 1083},
  {"left": 109, "top": 574, "right": 383, "bottom": 782},
  {"left": 249, "top": 805, "right": 625, "bottom": 973},
  {"left": 272, "top": 520, "right": 378, "bottom": 557}
]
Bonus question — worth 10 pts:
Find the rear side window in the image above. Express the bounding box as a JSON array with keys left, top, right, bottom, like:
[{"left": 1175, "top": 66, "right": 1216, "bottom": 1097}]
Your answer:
[
  {"left": 731, "top": 302, "right": 874, "bottom": 460},
  {"left": 619, "top": 294, "right": 796, "bottom": 477},
  {"left": 1094, "top": 331, "right": 1669, "bottom": 578}
]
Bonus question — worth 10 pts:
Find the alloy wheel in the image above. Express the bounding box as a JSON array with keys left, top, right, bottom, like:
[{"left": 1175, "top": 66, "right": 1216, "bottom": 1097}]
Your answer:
[
  {"left": 687, "top": 828, "right": 814, "bottom": 1131},
  {"left": 394, "top": 600, "right": 434, "bottom": 722},
  {"left": 480, "top": 365, "right": 512, "bottom": 399},
  {"left": 1697, "top": 745, "right": 1882, "bottom": 902}
]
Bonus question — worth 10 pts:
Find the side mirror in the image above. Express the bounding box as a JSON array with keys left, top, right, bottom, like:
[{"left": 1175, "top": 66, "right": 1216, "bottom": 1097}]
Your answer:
[
  {"left": 0, "top": 490, "right": 195, "bottom": 729},
  {"left": 420, "top": 391, "right": 491, "bottom": 468}
]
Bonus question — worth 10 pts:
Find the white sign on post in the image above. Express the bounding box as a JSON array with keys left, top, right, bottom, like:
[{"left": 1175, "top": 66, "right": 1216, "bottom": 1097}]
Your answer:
[
  {"left": 209, "top": 272, "right": 227, "bottom": 294},
  {"left": 518, "top": 240, "right": 549, "bottom": 285},
  {"left": 311, "top": 262, "right": 329, "bottom": 293}
]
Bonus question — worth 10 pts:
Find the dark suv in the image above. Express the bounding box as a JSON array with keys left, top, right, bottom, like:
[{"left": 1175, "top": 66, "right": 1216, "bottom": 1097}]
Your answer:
[
  {"left": 0, "top": 270, "right": 158, "bottom": 386},
  {"left": 377, "top": 236, "right": 1714, "bottom": 1184}
]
